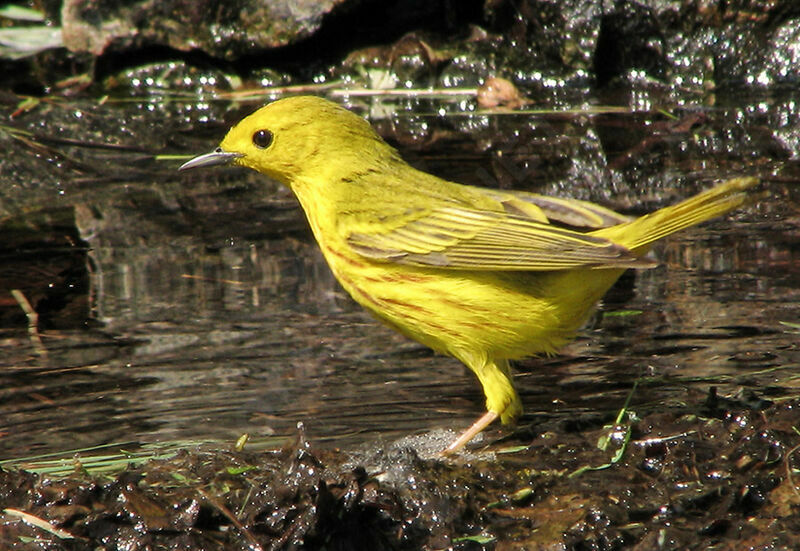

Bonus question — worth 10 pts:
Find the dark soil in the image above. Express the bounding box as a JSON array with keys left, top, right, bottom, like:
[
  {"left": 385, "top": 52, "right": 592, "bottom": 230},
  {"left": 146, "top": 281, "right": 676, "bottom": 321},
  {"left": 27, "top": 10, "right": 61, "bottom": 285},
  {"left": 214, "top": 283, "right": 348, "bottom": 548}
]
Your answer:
[{"left": 2, "top": 392, "right": 799, "bottom": 550}]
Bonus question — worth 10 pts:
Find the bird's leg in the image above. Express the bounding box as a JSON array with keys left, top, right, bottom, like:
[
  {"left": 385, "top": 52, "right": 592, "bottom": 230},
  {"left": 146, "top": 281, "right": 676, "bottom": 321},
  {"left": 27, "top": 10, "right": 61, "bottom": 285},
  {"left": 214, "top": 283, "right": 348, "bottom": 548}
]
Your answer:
[
  {"left": 442, "top": 357, "right": 522, "bottom": 454},
  {"left": 443, "top": 410, "right": 499, "bottom": 454}
]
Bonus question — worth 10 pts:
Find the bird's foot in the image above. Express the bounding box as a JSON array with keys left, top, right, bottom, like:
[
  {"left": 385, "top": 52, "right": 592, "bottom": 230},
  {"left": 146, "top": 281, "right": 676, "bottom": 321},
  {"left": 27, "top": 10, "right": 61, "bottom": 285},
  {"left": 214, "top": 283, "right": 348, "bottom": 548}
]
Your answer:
[{"left": 442, "top": 410, "right": 499, "bottom": 455}]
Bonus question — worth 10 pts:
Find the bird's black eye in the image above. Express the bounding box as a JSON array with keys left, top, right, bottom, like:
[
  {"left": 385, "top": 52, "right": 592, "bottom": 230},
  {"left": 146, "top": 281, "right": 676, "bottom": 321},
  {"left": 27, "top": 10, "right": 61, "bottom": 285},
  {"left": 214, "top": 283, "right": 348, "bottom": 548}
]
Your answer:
[{"left": 252, "top": 129, "right": 273, "bottom": 149}]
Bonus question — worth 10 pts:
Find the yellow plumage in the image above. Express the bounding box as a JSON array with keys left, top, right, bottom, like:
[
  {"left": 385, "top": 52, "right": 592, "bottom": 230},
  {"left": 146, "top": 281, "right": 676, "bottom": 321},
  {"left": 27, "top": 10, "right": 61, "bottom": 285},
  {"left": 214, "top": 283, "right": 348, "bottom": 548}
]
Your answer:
[{"left": 180, "top": 96, "right": 758, "bottom": 451}]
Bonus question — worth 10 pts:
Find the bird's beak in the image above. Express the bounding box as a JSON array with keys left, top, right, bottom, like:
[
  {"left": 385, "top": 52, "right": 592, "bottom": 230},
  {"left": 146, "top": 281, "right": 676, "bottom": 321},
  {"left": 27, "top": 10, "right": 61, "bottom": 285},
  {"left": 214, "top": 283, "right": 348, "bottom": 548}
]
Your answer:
[{"left": 179, "top": 147, "right": 242, "bottom": 171}]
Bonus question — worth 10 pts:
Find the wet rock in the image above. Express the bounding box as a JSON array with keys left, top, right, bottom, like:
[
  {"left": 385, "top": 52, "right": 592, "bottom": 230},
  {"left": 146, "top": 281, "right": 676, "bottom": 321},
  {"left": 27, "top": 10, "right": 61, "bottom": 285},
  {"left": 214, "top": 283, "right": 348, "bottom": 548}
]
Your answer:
[
  {"left": 476, "top": 76, "right": 530, "bottom": 109},
  {"left": 594, "top": 1, "right": 668, "bottom": 87},
  {"left": 4, "top": 0, "right": 800, "bottom": 99},
  {"left": 61, "top": 0, "right": 347, "bottom": 60}
]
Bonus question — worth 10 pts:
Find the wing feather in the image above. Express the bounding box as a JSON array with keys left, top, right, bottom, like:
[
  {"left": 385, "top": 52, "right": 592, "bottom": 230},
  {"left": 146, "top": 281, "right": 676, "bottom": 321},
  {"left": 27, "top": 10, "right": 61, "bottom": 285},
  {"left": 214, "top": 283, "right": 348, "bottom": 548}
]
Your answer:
[
  {"left": 483, "top": 189, "right": 632, "bottom": 228},
  {"left": 347, "top": 206, "right": 650, "bottom": 271}
]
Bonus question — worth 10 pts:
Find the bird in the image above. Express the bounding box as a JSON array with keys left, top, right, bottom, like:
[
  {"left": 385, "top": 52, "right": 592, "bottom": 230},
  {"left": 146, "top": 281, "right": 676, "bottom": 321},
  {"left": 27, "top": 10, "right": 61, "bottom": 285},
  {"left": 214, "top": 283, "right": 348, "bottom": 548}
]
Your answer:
[{"left": 180, "top": 95, "right": 758, "bottom": 452}]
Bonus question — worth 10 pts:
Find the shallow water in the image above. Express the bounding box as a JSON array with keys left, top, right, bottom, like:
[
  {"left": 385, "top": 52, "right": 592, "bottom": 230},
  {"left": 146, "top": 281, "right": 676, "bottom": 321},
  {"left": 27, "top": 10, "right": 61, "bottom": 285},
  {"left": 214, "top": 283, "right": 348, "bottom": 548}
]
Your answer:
[{"left": 1, "top": 91, "right": 798, "bottom": 460}]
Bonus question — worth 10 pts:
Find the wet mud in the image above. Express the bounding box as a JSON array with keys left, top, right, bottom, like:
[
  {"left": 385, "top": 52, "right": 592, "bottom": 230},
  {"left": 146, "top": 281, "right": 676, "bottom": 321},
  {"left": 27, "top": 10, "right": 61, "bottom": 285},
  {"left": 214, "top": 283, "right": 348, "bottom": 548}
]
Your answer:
[{"left": 2, "top": 393, "right": 799, "bottom": 550}]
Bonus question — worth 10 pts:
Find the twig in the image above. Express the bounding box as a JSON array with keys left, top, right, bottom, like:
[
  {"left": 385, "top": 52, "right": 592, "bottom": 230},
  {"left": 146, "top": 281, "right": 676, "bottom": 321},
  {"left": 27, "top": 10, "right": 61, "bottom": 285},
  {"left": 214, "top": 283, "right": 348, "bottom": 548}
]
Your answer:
[
  {"left": 198, "top": 489, "right": 263, "bottom": 551},
  {"left": 11, "top": 289, "right": 47, "bottom": 358},
  {"left": 3, "top": 508, "right": 76, "bottom": 540},
  {"left": 329, "top": 87, "right": 478, "bottom": 97}
]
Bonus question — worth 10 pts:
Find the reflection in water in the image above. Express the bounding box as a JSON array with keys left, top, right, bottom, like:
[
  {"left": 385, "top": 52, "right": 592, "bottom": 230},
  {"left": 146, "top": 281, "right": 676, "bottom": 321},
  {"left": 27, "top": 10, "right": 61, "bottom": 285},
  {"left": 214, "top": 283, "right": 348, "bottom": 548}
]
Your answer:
[{"left": 0, "top": 98, "right": 798, "bottom": 460}]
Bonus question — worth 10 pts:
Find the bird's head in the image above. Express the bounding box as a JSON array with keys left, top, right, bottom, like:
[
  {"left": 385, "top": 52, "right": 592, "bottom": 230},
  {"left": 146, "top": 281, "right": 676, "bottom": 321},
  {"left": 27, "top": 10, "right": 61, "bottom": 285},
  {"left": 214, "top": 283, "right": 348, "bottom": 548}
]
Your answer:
[{"left": 179, "top": 96, "right": 399, "bottom": 186}]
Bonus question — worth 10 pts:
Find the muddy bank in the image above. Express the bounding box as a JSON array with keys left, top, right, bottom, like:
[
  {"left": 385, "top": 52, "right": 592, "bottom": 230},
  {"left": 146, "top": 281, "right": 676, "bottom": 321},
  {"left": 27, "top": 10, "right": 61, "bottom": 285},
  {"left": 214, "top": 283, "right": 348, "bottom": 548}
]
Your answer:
[{"left": 2, "top": 393, "right": 799, "bottom": 550}]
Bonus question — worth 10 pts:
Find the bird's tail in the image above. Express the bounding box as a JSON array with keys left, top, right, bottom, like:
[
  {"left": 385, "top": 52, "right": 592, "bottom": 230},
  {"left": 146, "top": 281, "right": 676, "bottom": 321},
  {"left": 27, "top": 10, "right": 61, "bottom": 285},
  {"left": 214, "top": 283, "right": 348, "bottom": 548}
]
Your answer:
[{"left": 593, "top": 177, "right": 760, "bottom": 255}]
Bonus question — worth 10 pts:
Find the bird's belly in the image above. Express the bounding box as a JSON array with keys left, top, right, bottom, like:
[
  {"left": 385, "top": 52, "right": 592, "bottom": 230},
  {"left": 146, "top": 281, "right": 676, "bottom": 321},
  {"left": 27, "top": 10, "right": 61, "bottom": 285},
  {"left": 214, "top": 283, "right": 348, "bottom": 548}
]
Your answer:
[{"left": 323, "top": 246, "right": 625, "bottom": 360}]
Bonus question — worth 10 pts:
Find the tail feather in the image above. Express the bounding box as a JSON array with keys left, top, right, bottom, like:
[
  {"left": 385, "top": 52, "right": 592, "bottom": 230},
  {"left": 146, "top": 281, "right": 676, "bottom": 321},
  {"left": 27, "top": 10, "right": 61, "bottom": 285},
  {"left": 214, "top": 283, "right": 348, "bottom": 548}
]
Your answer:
[{"left": 593, "top": 177, "right": 759, "bottom": 255}]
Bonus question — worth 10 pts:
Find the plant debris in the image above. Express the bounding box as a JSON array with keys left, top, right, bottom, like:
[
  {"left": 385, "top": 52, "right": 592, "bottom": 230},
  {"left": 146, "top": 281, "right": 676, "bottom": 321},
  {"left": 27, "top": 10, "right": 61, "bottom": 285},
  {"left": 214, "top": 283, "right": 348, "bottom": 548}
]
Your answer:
[{"left": 2, "top": 394, "right": 799, "bottom": 550}]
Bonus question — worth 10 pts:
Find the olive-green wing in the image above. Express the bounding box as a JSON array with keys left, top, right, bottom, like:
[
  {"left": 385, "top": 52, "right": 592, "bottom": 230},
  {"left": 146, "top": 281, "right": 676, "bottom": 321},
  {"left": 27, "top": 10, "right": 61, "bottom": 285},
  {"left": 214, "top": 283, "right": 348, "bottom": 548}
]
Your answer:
[
  {"left": 347, "top": 206, "right": 652, "bottom": 271},
  {"left": 484, "top": 189, "right": 632, "bottom": 229}
]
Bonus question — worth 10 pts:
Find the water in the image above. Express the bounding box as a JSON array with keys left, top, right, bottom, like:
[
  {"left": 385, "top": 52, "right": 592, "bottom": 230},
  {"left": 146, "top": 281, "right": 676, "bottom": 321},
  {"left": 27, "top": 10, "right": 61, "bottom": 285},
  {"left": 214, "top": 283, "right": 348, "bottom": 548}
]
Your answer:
[{"left": 1, "top": 92, "right": 797, "bottom": 460}]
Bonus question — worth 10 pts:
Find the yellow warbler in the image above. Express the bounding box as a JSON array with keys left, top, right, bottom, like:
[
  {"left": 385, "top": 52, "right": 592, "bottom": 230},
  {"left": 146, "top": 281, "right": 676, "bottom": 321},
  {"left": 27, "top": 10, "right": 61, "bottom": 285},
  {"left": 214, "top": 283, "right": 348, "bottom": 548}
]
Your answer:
[{"left": 180, "top": 96, "right": 758, "bottom": 452}]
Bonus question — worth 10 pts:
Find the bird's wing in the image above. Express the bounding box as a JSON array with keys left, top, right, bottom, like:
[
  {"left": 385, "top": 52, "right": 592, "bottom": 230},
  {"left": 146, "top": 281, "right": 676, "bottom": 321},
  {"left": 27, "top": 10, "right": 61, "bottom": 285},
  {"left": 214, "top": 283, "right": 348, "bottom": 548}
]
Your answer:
[
  {"left": 347, "top": 206, "right": 651, "bottom": 271},
  {"left": 484, "top": 189, "right": 633, "bottom": 229}
]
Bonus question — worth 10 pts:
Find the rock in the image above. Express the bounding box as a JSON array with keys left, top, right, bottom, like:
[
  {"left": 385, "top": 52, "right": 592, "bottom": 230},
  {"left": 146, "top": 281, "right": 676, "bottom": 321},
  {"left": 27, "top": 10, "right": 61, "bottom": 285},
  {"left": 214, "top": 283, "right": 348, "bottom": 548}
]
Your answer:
[{"left": 61, "top": 0, "right": 346, "bottom": 59}]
